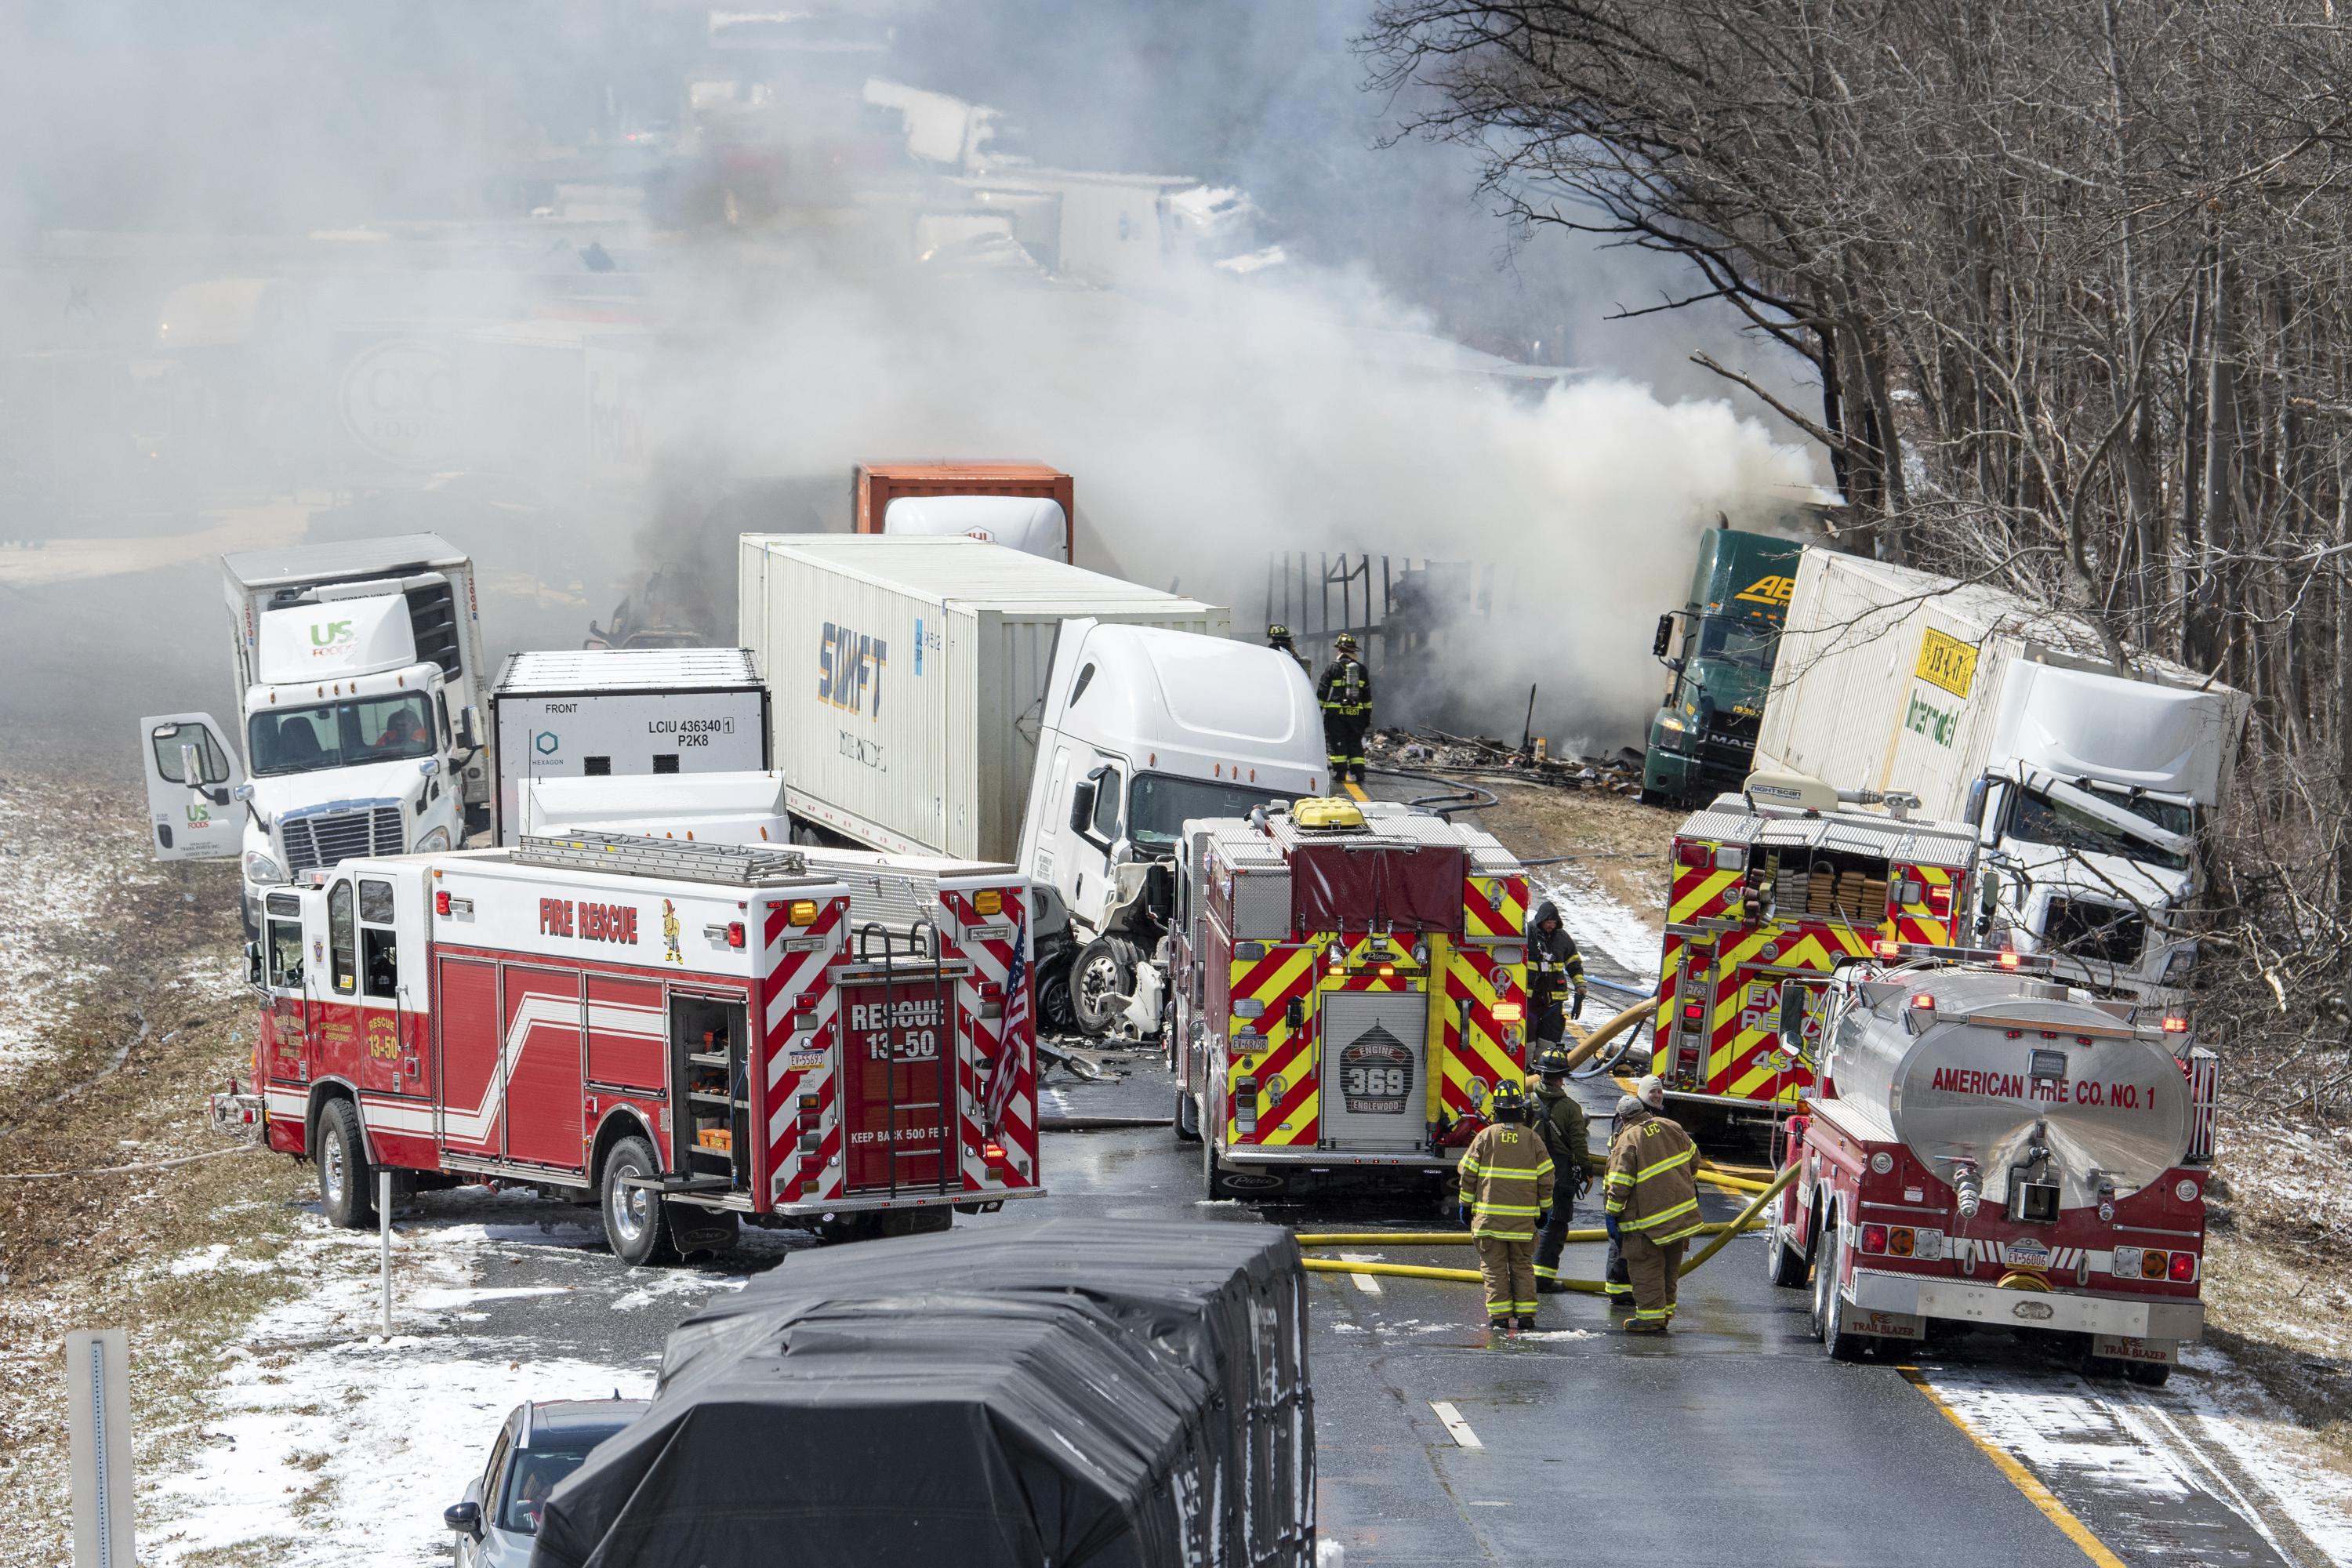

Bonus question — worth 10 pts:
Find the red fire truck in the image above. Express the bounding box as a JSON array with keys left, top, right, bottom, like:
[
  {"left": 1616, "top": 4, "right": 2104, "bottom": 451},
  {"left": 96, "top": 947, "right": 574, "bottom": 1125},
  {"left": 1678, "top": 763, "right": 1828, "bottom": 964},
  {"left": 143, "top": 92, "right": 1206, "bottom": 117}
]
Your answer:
[
  {"left": 1169, "top": 798, "right": 1532, "bottom": 1199},
  {"left": 1766, "top": 946, "right": 2216, "bottom": 1381},
  {"left": 1654, "top": 772, "right": 1979, "bottom": 1112},
  {"left": 221, "top": 832, "right": 1042, "bottom": 1263}
]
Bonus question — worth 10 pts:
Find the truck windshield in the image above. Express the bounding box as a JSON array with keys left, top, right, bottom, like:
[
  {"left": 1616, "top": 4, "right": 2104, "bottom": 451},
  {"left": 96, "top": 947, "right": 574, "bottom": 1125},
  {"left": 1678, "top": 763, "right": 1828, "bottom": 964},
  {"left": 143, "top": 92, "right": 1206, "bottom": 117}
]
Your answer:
[
  {"left": 1127, "top": 774, "right": 1293, "bottom": 849},
  {"left": 247, "top": 694, "right": 436, "bottom": 777},
  {"left": 1696, "top": 616, "right": 1779, "bottom": 670},
  {"left": 2012, "top": 786, "right": 2191, "bottom": 872}
]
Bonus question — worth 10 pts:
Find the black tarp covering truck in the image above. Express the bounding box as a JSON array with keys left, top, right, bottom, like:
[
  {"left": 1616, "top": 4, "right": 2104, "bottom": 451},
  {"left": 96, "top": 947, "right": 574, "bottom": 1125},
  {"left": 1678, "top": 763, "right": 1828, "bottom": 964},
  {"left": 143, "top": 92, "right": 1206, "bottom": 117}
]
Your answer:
[{"left": 535, "top": 1219, "right": 1316, "bottom": 1568}]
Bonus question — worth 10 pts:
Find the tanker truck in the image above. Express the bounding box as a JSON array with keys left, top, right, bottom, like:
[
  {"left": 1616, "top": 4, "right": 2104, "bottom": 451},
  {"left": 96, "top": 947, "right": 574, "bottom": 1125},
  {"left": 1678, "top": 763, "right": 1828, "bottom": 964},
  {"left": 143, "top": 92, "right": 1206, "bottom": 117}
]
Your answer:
[{"left": 1763, "top": 946, "right": 2216, "bottom": 1383}]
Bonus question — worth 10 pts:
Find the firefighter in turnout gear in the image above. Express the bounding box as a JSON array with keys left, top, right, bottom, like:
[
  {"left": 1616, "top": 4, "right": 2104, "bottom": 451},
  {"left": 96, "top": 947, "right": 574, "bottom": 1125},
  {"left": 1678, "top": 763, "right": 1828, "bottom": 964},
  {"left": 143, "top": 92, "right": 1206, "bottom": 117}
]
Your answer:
[
  {"left": 1526, "top": 901, "right": 1588, "bottom": 1043},
  {"left": 1530, "top": 1049, "right": 1606, "bottom": 1291},
  {"left": 1267, "top": 623, "right": 1310, "bottom": 678},
  {"left": 1603, "top": 1076, "right": 1703, "bottom": 1333},
  {"left": 1457, "top": 1080, "right": 1555, "bottom": 1330},
  {"left": 1317, "top": 633, "right": 1372, "bottom": 783}
]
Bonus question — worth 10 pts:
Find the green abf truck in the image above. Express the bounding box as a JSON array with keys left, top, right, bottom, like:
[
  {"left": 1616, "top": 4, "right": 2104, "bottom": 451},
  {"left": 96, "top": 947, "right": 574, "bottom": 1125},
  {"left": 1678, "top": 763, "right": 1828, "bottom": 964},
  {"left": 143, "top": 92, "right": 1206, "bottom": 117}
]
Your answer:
[{"left": 1641, "top": 526, "right": 1803, "bottom": 805}]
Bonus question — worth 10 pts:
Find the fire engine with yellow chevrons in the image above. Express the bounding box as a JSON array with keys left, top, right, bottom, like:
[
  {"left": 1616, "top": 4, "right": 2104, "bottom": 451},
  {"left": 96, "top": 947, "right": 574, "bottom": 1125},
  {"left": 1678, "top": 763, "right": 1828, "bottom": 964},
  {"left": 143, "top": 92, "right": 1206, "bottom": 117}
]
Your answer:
[
  {"left": 1169, "top": 797, "right": 1533, "bottom": 1200},
  {"left": 1653, "top": 771, "right": 1982, "bottom": 1113}
]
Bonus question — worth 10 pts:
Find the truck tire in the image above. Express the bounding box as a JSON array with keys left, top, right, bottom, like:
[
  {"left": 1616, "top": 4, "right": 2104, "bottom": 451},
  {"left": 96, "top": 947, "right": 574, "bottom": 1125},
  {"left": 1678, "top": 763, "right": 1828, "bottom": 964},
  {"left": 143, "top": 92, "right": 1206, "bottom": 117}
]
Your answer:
[
  {"left": 1174, "top": 1085, "right": 1202, "bottom": 1143},
  {"left": 599, "top": 1136, "right": 677, "bottom": 1267},
  {"left": 1036, "top": 963, "right": 1077, "bottom": 1036},
  {"left": 1072, "top": 938, "right": 1133, "bottom": 1036},
  {"left": 1764, "top": 1203, "right": 1809, "bottom": 1288},
  {"left": 316, "top": 1099, "right": 375, "bottom": 1230},
  {"left": 1816, "top": 1217, "right": 1871, "bottom": 1363}
]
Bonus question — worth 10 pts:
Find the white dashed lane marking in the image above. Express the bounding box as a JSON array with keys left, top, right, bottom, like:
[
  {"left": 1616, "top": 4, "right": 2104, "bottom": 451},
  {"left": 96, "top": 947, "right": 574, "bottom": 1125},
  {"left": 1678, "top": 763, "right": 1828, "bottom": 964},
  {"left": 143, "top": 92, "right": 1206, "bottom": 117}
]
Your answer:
[{"left": 1430, "top": 1401, "right": 1483, "bottom": 1450}]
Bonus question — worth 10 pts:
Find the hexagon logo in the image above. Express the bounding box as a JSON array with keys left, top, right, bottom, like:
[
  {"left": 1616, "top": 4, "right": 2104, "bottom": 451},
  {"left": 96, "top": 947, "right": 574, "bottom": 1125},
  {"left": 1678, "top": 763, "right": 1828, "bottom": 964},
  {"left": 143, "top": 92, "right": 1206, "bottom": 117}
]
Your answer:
[{"left": 534, "top": 730, "right": 561, "bottom": 756}]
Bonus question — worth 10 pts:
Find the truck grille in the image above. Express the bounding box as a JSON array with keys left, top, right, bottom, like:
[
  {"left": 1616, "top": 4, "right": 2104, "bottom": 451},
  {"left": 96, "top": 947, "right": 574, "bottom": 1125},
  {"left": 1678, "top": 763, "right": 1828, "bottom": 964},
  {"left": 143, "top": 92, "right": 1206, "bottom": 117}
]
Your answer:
[
  {"left": 2043, "top": 898, "right": 2146, "bottom": 967},
  {"left": 284, "top": 806, "right": 405, "bottom": 873}
]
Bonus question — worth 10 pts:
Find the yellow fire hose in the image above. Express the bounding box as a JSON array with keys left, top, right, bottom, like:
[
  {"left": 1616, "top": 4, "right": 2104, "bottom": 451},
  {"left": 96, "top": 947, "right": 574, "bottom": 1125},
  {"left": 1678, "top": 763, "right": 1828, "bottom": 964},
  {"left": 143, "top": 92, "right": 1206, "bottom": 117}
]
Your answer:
[{"left": 1297, "top": 1160, "right": 1801, "bottom": 1293}]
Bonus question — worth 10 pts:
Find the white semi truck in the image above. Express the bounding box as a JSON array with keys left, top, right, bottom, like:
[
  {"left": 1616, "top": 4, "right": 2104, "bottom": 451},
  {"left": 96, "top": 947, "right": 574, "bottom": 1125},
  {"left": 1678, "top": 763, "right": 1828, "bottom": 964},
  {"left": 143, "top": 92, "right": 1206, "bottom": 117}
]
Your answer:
[
  {"left": 1754, "top": 551, "right": 2251, "bottom": 1000},
  {"left": 739, "top": 535, "right": 1330, "bottom": 1036},
  {"left": 141, "top": 535, "right": 490, "bottom": 937}
]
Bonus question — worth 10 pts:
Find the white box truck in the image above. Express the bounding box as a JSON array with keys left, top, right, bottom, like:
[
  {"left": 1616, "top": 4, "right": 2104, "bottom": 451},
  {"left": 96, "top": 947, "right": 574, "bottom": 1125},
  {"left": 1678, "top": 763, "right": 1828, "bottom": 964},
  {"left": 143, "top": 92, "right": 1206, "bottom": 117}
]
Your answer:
[
  {"left": 739, "top": 535, "right": 1330, "bottom": 1036},
  {"left": 1754, "top": 550, "right": 2251, "bottom": 999},
  {"left": 488, "top": 648, "right": 771, "bottom": 844},
  {"left": 140, "top": 535, "right": 490, "bottom": 937}
]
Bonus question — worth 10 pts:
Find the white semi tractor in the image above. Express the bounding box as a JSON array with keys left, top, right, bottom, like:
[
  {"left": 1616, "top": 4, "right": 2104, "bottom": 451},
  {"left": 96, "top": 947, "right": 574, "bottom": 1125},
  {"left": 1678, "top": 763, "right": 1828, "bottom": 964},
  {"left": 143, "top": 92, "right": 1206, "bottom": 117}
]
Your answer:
[
  {"left": 1754, "top": 551, "right": 2251, "bottom": 1000},
  {"left": 739, "top": 535, "right": 1330, "bottom": 1036},
  {"left": 141, "top": 535, "right": 490, "bottom": 936}
]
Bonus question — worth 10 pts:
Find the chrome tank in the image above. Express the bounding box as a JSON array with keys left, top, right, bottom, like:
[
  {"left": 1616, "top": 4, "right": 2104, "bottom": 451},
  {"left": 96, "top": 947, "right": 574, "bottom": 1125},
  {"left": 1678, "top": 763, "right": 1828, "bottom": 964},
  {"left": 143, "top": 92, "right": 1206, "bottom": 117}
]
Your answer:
[{"left": 1823, "top": 970, "right": 2191, "bottom": 1208}]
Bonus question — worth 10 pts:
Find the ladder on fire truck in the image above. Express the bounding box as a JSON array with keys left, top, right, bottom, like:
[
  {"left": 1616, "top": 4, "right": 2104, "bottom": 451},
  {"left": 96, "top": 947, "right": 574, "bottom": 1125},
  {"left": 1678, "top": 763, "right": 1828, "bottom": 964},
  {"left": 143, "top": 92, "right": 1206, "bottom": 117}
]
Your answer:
[{"left": 516, "top": 831, "right": 813, "bottom": 886}]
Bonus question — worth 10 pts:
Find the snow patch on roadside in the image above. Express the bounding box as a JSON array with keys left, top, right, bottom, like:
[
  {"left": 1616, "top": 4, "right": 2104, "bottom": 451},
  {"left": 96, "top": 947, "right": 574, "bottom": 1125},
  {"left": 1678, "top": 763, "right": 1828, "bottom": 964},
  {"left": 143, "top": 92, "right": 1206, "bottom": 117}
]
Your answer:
[
  {"left": 2177, "top": 1346, "right": 2352, "bottom": 1563},
  {"left": 145, "top": 1212, "right": 650, "bottom": 1566},
  {"left": 1537, "top": 874, "right": 1662, "bottom": 983},
  {"left": 0, "top": 782, "right": 153, "bottom": 1077},
  {"left": 1927, "top": 1358, "right": 2352, "bottom": 1564}
]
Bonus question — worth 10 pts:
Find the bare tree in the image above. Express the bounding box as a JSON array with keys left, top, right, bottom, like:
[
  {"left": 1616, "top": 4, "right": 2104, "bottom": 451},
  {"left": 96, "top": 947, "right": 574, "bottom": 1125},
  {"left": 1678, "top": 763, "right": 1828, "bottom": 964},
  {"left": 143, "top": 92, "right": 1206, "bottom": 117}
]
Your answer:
[{"left": 1363, "top": 0, "right": 2352, "bottom": 1113}]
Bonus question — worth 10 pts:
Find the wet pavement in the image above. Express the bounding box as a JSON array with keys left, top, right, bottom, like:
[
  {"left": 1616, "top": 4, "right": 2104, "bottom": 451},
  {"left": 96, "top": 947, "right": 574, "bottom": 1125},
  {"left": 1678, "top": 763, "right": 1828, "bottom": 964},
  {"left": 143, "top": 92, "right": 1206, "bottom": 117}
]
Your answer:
[{"left": 410, "top": 1060, "right": 2312, "bottom": 1566}]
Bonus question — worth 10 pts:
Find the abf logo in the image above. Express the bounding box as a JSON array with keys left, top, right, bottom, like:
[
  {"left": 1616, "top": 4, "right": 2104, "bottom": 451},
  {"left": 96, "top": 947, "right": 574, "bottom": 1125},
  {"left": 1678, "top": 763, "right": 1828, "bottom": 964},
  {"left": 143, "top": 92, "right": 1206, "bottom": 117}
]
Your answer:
[
  {"left": 817, "top": 622, "right": 888, "bottom": 719},
  {"left": 307, "top": 619, "right": 355, "bottom": 655},
  {"left": 534, "top": 730, "right": 561, "bottom": 756},
  {"left": 1734, "top": 575, "right": 1795, "bottom": 608}
]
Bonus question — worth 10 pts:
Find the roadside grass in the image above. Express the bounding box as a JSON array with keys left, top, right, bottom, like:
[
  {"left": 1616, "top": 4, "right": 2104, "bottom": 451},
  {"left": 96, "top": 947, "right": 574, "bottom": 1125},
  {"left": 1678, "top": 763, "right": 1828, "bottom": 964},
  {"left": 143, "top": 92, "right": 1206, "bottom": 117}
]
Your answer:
[{"left": 0, "top": 804, "right": 319, "bottom": 1568}]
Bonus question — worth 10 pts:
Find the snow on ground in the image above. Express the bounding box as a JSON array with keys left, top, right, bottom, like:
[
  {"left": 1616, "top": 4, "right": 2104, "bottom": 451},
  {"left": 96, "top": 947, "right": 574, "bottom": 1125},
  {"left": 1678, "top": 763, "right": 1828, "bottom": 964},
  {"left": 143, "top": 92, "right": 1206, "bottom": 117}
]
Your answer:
[
  {"left": 0, "top": 780, "right": 154, "bottom": 1077},
  {"left": 2220, "top": 1119, "right": 2352, "bottom": 1257},
  {"left": 141, "top": 1189, "right": 752, "bottom": 1566},
  {"left": 1926, "top": 1354, "right": 2352, "bottom": 1564},
  {"left": 1537, "top": 873, "right": 1663, "bottom": 983}
]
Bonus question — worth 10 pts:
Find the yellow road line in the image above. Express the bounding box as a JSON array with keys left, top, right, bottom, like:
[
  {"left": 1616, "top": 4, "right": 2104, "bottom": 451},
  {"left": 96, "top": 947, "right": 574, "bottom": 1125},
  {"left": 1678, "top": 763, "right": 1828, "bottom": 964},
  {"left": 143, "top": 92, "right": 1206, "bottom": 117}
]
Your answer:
[
  {"left": 1342, "top": 780, "right": 1370, "bottom": 803},
  {"left": 1897, "top": 1367, "right": 2129, "bottom": 1568}
]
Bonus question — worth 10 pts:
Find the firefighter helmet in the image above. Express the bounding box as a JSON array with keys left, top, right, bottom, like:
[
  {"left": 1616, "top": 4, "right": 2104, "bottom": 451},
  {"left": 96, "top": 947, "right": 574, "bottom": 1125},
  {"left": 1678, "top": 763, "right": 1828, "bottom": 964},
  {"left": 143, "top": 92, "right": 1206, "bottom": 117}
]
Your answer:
[
  {"left": 1533, "top": 1048, "right": 1573, "bottom": 1077},
  {"left": 1334, "top": 632, "right": 1359, "bottom": 652},
  {"left": 1267, "top": 623, "right": 1293, "bottom": 642},
  {"left": 1489, "top": 1079, "right": 1528, "bottom": 1119}
]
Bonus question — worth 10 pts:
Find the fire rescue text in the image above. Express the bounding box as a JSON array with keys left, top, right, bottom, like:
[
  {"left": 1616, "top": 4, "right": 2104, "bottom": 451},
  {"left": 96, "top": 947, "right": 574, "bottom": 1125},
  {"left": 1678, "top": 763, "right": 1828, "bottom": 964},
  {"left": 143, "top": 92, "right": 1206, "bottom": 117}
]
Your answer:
[{"left": 538, "top": 898, "right": 641, "bottom": 945}]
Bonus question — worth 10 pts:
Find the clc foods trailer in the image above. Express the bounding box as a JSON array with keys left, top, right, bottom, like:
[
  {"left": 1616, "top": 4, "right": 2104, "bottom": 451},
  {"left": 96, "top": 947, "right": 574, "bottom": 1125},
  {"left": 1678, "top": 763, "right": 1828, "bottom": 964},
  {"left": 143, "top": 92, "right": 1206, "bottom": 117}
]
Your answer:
[{"left": 223, "top": 832, "right": 1040, "bottom": 1261}]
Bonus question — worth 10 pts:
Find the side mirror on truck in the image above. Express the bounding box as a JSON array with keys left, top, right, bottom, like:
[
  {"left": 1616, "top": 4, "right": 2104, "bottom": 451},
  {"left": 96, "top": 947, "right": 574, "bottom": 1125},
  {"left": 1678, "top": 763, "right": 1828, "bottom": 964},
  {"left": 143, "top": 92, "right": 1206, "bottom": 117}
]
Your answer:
[
  {"left": 245, "top": 941, "right": 263, "bottom": 989},
  {"left": 1069, "top": 779, "right": 1098, "bottom": 834},
  {"left": 1653, "top": 613, "right": 1675, "bottom": 659}
]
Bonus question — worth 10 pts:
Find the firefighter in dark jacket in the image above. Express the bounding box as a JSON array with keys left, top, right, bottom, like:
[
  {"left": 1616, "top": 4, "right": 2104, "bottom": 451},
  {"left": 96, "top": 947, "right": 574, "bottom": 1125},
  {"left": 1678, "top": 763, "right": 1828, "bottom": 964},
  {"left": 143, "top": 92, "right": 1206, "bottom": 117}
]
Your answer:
[
  {"left": 1457, "top": 1080, "right": 1554, "bottom": 1331},
  {"left": 1527, "top": 901, "right": 1587, "bottom": 1044},
  {"left": 1316, "top": 633, "right": 1371, "bottom": 783},
  {"left": 1603, "top": 1075, "right": 1704, "bottom": 1333},
  {"left": 1267, "top": 623, "right": 1310, "bottom": 677},
  {"left": 1530, "top": 1049, "right": 1606, "bottom": 1291}
]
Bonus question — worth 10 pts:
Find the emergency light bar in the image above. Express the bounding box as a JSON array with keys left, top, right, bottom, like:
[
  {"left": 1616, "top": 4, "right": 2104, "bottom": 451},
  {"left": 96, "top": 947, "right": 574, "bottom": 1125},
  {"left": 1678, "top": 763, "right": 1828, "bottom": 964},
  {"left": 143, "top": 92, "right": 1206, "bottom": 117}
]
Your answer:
[{"left": 1872, "top": 939, "right": 2048, "bottom": 971}]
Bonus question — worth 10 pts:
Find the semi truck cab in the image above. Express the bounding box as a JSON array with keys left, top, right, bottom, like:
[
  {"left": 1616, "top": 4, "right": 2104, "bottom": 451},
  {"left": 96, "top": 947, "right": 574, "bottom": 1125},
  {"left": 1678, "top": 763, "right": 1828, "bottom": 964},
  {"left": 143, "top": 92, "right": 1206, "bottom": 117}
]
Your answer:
[
  {"left": 1642, "top": 526, "right": 1803, "bottom": 806},
  {"left": 141, "top": 593, "right": 466, "bottom": 937},
  {"left": 1014, "top": 618, "right": 1329, "bottom": 1039}
]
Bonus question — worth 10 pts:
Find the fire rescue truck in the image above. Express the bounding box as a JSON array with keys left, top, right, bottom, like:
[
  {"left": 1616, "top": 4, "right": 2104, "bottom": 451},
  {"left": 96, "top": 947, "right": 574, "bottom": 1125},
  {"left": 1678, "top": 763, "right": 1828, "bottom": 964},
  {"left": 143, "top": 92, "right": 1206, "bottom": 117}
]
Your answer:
[
  {"left": 1766, "top": 945, "right": 2216, "bottom": 1381},
  {"left": 221, "top": 831, "right": 1042, "bottom": 1263},
  {"left": 1654, "top": 771, "right": 1979, "bottom": 1111},
  {"left": 1169, "top": 797, "right": 1531, "bottom": 1200}
]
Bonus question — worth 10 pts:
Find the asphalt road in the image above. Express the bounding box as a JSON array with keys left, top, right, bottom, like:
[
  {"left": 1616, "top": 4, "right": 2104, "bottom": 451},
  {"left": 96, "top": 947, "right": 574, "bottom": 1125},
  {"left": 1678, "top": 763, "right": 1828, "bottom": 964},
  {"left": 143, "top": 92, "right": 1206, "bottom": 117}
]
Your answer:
[{"left": 401, "top": 1044, "right": 2317, "bottom": 1568}]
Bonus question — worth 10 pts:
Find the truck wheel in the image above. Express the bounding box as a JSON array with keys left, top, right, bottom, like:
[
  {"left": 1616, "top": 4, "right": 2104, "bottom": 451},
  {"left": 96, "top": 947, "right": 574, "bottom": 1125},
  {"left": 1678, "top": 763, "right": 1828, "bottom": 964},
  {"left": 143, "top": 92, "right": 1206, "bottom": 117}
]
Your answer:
[
  {"left": 1072, "top": 938, "right": 1132, "bottom": 1036},
  {"left": 1817, "top": 1221, "right": 1871, "bottom": 1363},
  {"left": 1036, "top": 964, "right": 1077, "bottom": 1036},
  {"left": 600, "top": 1136, "right": 677, "bottom": 1266},
  {"left": 316, "top": 1099, "right": 376, "bottom": 1229},
  {"left": 2124, "top": 1359, "right": 2172, "bottom": 1388},
  {"left": 1764, "top": 1205, "right": 1809, "bottom": 1288}
]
